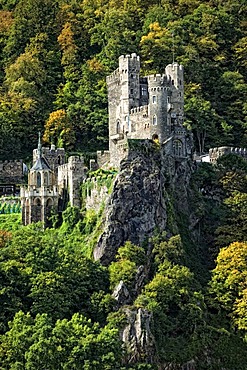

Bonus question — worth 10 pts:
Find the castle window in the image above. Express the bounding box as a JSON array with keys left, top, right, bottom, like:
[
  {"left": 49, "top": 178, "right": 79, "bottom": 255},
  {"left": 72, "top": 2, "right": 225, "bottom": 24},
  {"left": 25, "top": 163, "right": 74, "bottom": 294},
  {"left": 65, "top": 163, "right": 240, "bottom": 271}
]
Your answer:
[
  {"left": 34, "top": 198, "right": 41, "bottom": 206},
  {"left": 167, "top": 96, "right": 171, "bottom": 103},
  {"left": 152, "top": 115, "right": 157, "bottom": 125},
  {"left": 44, "top": 172, "right": 48, "bottom": 186},
  {"left": 179, "top": 79, "right": 182, "bottom": 85},
  {"left": 37, "top": 172, "right": 41, "bottom": 187},
  {"left": 172, "top": 80, "right": 174, "bottom": 85},
  {"left": 116, "top": 121, "right": 121, "bottom": 134},
  {"left": 173, "top": 140, "right": 183, "bottom": 157},
  {"left": 130, "top": 88, "right": 134, "bottom": 95},
  {"left": 141, "top": 86, "right": 147, "bottom": 96},
  {"left": 46, "top": 198, "right": 53, "bottom": 207},
  {"left": 152, "top": 95, "right": 157, "bottom": 104}
]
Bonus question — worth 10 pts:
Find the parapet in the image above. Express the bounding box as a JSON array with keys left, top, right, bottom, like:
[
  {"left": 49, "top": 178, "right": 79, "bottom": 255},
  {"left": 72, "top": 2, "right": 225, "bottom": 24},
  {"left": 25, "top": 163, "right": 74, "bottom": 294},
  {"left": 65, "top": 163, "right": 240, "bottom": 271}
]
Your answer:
[
  {"left": 119, "top": 53, "right": 140, "bottom": 62},
  {"left": 147, "top": 74, "right": 168, "bottom": 90},
  {"left": 209, "top": 146, "right": 247, "bottom": 163},
  {"left": 68, "top": 155, "right": 84, "bottom": 164},
  {"left": 130, "top": 105, "right": 149, "bottom": 115},
  {"left": 106, "top": 68, "right": 120, "bottom": 84}
]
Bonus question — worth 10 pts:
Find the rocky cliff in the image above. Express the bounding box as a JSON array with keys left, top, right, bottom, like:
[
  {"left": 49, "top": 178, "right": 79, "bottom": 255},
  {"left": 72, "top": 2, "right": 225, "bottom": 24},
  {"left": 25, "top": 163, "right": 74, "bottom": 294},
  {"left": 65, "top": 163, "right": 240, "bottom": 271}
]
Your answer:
[{"left": 93, "top": 144, "right": 195, "bottom": 265}]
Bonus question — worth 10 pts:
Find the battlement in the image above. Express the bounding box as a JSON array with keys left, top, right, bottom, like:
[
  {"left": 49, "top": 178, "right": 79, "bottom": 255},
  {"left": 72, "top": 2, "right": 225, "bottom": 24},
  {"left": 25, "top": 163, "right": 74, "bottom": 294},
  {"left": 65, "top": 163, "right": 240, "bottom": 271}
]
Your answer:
[
  {"left": 106, "top": 69, "right": 120, "bottom": 83},
  {"left": 147, "top": 74, "right": 167, "bottom": 87},
  {"left": 68, "top": 156, "right": 84, "bottom": 164},
  {"left": 119, "top": 53, "right": 140, "bottom": 61},
  {"left": 0, "top": 160, "right": 23, "bottom": 164},
  {"left": 130, "top": 105, "right": 149, "bottom": 115},
  {"left": 209, "top": 146, "right": 247, "bottom": 163}
]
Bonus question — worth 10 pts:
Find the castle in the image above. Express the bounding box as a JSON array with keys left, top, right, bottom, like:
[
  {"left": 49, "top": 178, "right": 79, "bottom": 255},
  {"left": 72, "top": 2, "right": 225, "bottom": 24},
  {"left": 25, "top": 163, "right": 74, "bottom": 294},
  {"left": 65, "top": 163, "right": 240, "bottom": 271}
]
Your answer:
[
  {"left": 4, "top": 53, "right": 244, "bottom": 226},
  {"left": 97, "top": 53, "right": 193, "bottom": 168}
]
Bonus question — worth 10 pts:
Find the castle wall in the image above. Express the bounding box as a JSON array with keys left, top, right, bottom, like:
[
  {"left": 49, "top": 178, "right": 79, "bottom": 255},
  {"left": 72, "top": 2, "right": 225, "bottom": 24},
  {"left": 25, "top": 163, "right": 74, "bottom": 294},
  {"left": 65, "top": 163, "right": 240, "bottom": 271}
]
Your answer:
[
  {"left": 209, "top": 146, "right": 247, "bottom": 163},
  {"left": 0, "top": 160, "right": 24, "bottom": 184},
  {"left": 82, "top": 173, "right": 116, "bottom": 213},
  {"left": 57, "top": 156, "right": 86, "bottom": 208}
]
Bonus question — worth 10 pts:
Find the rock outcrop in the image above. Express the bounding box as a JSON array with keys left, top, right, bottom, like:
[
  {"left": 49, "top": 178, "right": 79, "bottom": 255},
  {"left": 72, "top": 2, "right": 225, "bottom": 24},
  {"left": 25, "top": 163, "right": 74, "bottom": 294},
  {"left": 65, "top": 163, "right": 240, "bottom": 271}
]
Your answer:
[
  {"left": 94, "top": 145, "right": 195, "bottom": 265},
  {"left": 94, "top": 149, "right": 167, "bottom": 264},
  {"left": 121, "top": 307, "right": 156, "bottom": 364}
]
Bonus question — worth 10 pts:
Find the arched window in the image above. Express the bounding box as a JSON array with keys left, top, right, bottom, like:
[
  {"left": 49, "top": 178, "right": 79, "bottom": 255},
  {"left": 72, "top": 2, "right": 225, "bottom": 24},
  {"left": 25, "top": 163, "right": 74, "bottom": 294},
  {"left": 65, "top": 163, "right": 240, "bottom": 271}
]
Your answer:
[
  {"left": 152, "top": 115, "right": 157, "bottom": 125},
  {"left": 37, "top": 172, "right": 41, "bottom": 187},
  {"left": 46, "top": 198, "right": 53, "bottom": 207},
  {"left": 44, "top": 172, "right": 48, "bottom": 186},
  {"left": 116, "top": 121, "right": 121, "bottom": 134},
  {"left": 173, "top": 140, "right": 183, "bottom": 157},
  {"left": 34, "top": 198, "right": 41, "bottom": 206}
]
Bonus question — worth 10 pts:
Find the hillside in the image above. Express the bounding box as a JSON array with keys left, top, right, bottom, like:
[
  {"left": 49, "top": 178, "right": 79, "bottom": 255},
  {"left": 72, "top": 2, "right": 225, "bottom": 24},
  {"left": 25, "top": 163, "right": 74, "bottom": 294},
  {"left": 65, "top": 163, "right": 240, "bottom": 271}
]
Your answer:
[
  {"left": 0, "top": 1, "right": 247, "bottom": 369},
  {"left": 0, "top": 0, "right": 246, "bottom": 159}
]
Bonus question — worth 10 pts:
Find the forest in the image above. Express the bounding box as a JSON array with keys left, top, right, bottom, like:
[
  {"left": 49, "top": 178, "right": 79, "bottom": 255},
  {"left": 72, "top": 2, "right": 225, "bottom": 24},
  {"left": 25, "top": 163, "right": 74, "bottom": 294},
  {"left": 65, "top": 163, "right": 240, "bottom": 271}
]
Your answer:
[
  {"left": 0, "top": 0, "right": 247, "bottom": 369},
  {"left": 0, "top": 0, "right": 246, "bottom": 159}
]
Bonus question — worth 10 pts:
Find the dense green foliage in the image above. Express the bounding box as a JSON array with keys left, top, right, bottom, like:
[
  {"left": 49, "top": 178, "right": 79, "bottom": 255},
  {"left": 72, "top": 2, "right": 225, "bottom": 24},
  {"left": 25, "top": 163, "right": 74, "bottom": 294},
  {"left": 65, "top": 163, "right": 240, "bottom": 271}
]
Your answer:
[
  {"left": 1, "top": 152, "right": 247, "bottom": 369},
  {"left": 0, "top": 0, "right": 247, "bottom": 158},
  {"left": 1, "top": 0, "right": 247, "bottom": 367}
]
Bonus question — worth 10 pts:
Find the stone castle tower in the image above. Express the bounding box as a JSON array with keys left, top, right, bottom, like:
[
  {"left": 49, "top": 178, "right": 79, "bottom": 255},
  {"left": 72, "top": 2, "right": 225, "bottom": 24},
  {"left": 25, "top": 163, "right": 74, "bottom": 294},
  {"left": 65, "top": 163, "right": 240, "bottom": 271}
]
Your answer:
[
  {"left": 99, "top": 53, "right": 192, "bottom": 168},
  {"left": 21, "top": 134, "right": 58, "bottom": 226}
]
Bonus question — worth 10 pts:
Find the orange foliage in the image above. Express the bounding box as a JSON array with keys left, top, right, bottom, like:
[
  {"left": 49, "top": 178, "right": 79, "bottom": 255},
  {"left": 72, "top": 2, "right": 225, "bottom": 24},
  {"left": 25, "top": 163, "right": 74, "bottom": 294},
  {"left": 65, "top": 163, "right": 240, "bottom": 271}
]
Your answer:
[
  {"left": 0, "top": 11, "right": 14, "bottom": 33},
  {"left": 0, "top": 230, "right": 12, "bottom": 248}
]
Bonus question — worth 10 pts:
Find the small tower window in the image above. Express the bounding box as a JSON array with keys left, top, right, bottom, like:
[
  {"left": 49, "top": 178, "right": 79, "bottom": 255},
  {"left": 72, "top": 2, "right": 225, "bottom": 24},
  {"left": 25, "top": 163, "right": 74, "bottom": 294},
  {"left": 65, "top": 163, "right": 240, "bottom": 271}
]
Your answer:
[
  {"left": 167, "top": 96, "right": 171, "bottom": 103},
  {"left": 130, "top": 88, "right": 134, "bottom": 95},
  {"left": 141, "top": 86, "right": 147, "bottom": 96},
  {"left": 116, "top": 121, "right": 121, "bottom": 134},
  {"left": 44, "top": 172, "right": 48, "bottom": 186},
  {"left": 37, "top": 172, "right": 41, "bottom": 187},
  {"left": 152, "top": 115, "right": 157, "bottom": 125},
  {"left": 172, "top": 80, "right": 174, "bottom": 85},
  {"left": 152, "top": 96, "right": 157, "bottom": 104}
]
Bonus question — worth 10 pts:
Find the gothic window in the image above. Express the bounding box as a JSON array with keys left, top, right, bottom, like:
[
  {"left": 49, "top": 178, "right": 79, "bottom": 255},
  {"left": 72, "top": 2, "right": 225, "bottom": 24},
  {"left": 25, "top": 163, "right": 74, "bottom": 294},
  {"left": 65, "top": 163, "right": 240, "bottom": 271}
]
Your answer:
[
  {"left": 152, "top": 95, "right": 157, "bottom": 104},
  {"left": 173, "top": 140, "right": 183, "bottom": 157},
  {"left": 37, "top": 172, "right": 41, "bottom": 187},
  {"left": 152, "top": 115, "right": 157, "bottom": 125},
  {"left": 44, "top": 172, "right": 48, "bottom": 186},
  {"left": 34, "top": 198, "right": 41, "bottom": 206},
  {"left": 46, "top": 198, "right": 53, "bottom": 207}
]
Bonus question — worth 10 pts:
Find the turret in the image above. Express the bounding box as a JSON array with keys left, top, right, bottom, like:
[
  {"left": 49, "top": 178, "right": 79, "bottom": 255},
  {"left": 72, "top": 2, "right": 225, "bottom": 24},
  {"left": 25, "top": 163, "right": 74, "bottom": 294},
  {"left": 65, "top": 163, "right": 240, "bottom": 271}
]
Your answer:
[
  {"left": 165, "top": 63, "right": 184, "bottom": 127},
  {"left": 147, "top": 74, "right": 169, "bottom": 142}
]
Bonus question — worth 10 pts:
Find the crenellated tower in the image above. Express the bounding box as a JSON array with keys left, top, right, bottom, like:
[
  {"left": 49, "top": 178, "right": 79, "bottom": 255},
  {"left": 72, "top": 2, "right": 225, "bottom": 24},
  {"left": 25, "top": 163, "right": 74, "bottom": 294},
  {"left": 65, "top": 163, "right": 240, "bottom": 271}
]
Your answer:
[{"left": 104, "top": 54, "right": 192, "bottom": 168}]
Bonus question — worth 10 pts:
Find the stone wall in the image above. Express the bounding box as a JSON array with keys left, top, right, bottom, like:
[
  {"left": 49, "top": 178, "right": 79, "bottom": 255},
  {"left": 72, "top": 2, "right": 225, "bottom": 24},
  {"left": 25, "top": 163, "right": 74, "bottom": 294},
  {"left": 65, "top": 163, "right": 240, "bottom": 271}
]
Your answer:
[
  {"left": 82, "top": 173, "right": 116, "bottom": 213},
  {"left": 0, "top": 160, "right": 24, "bottom": 184},
  {"left": 209, "top": 146, "right": 247, "bottom": 163}
]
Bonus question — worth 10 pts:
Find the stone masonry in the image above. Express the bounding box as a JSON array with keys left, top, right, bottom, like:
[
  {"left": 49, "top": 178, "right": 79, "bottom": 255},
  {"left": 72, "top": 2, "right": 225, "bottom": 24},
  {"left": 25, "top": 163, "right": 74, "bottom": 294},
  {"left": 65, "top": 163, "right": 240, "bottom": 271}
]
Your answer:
[{"left": 98, "top": 53, "right": 193, "bottom": 168}]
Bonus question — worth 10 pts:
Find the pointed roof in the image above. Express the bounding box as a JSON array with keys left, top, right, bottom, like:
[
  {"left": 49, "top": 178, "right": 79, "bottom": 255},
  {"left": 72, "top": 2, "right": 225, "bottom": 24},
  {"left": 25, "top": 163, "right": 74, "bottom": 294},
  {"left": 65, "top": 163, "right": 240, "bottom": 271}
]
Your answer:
[{"left": 31, "top": 133, "right": 51, "bottom": 171}]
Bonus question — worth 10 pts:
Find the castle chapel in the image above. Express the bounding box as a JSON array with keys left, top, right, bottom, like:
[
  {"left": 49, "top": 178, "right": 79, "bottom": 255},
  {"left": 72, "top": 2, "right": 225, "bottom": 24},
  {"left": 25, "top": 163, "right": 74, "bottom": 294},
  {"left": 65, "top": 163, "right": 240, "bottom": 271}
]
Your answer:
[{"left": 98, "top": 53, "right": 193, "bottom": 168}]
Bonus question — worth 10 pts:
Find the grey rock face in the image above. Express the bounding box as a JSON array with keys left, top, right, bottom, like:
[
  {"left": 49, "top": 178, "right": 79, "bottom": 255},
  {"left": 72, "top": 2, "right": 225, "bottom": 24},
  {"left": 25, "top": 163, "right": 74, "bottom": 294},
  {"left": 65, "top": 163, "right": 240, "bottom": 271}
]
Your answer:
[
  {"left": 93, "top": 150, "right": 167, "bottom": 264},
  {"left": 112, "top": 280, "right": 131, "bottom": 306},
  {"left": 121, "top": 307, "right": 155, "bottom": 364}
]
